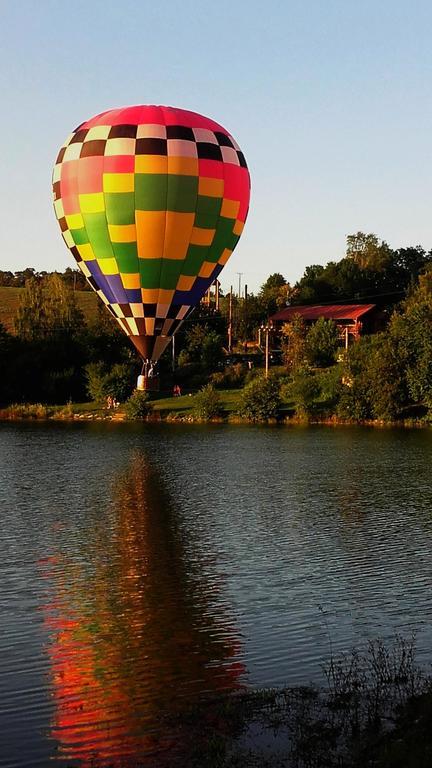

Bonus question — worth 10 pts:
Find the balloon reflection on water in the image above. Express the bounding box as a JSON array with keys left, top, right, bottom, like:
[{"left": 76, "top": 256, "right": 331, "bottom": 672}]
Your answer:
[{"left": 40, "top": 453, "right": 245, "bottom": 765}]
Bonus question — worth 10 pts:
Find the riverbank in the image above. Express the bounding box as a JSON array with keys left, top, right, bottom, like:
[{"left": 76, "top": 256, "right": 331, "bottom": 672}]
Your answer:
[{"left": 0, "top": 391, "right": 430, "bottom": 429}]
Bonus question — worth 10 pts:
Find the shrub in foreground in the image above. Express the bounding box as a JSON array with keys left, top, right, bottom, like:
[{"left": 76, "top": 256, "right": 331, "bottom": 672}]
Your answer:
[
  {"left": 124, "top": 390, "right": 152, "bottom": 420},
  {"left": 182, "top": 634, "right": 427, "bottom": 768},
  {"left": 192, "top": 384, "right": 222, "bottom": 421},
  {"left": 238, "top": 375, "right": 281, "bottom": 421},
  {"left": 5, "top": 403, "right": 49, "bottom": 419}
]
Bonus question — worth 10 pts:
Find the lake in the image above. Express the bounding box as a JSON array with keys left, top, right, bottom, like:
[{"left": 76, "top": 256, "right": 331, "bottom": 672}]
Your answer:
[{"left": 1, "top": 422, "right": 432, "bottom": 766}]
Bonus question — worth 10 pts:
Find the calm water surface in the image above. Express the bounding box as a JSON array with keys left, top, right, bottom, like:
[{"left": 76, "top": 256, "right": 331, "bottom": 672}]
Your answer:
[{"left": 1, "top": 422, "right": 432, "bottom": 766}]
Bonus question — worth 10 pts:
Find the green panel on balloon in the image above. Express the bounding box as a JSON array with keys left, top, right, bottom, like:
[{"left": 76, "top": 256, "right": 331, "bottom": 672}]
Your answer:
[
  {"left": 135, "top": 175, "right": 167, "bottom": 211},
  {"left": 228, "top": 233, "right": 240, "bottom": 250},
  {"left": 105, "top": 192, "right": 136, "bottom": 225},
  {"left": 166, "top": 176, "right": 198, "bottom": 213},
  {"left": 139, "top": 259, "right": 162, "bottom": 289},
  {"left": 139, "top": 258, "right": 183, "bottom": 290},
  {"left": 159, "top": 259, "right": 185, "bottom": 289},
  {"left": 194, "top": 196, "right": 222, "bottom": 228},
  {"left": 112, "top": 242, "right": 139, "bottom": 272},
  {"left": 70, "top": 227, "right": 89, "bottom": 246},
  {"left": 181, "top": 244, "right": 209, "bottom": 276},
  {"left": 208, "top": 217, "right": 236, "bottom": 261},
  {"left": 83, "top": 213, "right": 114, "bottom": 259}
]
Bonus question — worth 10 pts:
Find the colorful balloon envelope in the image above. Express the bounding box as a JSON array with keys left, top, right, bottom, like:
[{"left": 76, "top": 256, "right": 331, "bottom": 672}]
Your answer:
[{"left": 52, "top": 105, "right": 250, "bottom": 362}]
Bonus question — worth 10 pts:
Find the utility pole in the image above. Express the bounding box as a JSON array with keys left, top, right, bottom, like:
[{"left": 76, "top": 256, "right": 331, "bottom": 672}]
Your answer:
[
  {"left": 172, "top": 335, "right": 175, "bottom": 372},
  {"left": 244, "top": 284, "right": 248, "bottom": 354},
  {"left": 215, "top": 280, "right": 220, "bottom": 312},
  {"left": 260, "top": 323, "right": 271, "bottom": 377},
  {"left": 236, "top": 272, "right": 243, "bottom": 298},
  {"left": 228, "top": 285, "right": 233, "bottom": 353}
]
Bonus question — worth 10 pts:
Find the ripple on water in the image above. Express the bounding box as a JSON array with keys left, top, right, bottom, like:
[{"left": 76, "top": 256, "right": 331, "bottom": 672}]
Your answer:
[{"left": 1, "top": 423, "right": 432, "bottom": 766}]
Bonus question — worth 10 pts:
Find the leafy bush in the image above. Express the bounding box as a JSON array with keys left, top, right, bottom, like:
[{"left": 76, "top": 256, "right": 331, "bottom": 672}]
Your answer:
[
  {"left": 7, "top": 403, "right": 49, "bottom": 418},
  {"left": 337, "top": 335, "right": 405, "bottom": 421},
  {"left": 244, "top": 366, "right": 261, "bottom": 386},
  {"left": 85, "top": 361, "right": 135, "bottom": 403},
  {"left": 201, "top": 331, "right": 224, "bottom": 371},
  {"left": 174, "top": 361, "right": 203, "bottom": 386},
  {"left": 210, "top": 362, "right": 246, "bottom": 389},
  {"left": 192, "top": 384, "right": 222, "bottom": 421},
  {"left": 177, "top": 348, "right": 191, "bottom": 367},
  {"left": 180, "top": 324, "right": 224, "bottom": 372},
  {"left": 238, "top": 375, "right": 281, "bottom": 421},
  {"left": 390, "top": 284, "right": 432, "bottom": 412},
  {"left": 124, "top": 390, "right": 152, "bottom": 419},
  {"left": 56, "top": 401, "right": 74, "bottom": 418},
  {"left": 85, "top": 362, "right": 108, "bottom": 402},
  {"left": 314, "top": 365, "right": 343, "bottom": 406},
  {"left": 103, "top": 363, "right": 135, "bottom": 402},
  {"left": 289, "top": 366, "right": 321, "bottom": 418},
  {"left": 281, "top": 315, "right": 307, "bottom": 371},
  {"left": 305, "top": 317, "right": 340, "bottom": 367}
]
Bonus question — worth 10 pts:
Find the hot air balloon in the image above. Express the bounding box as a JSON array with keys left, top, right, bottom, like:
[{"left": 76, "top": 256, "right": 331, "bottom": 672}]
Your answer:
[{"left": 52, "top": 105, "right": 250, "bottom": 386}]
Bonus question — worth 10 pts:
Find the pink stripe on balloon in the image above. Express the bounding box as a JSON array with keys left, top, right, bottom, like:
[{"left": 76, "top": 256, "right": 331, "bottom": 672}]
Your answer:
[{"left": 77, "top": 156, "right": 104, "bottom": 193}]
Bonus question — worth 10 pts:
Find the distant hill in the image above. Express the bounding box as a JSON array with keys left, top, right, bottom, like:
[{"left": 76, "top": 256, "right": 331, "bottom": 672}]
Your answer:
[{"left": 0, "top": 286, "right": 99, "bottom": 333}]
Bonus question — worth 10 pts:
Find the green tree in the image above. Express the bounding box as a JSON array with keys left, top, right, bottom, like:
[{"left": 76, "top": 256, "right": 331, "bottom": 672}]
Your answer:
[
  {"left": 305, "top": 318, "right": 340, "bottom": 367},
  {"left": 289, "top": 366, "right": 321, "bottom": 418},
  {"left": 14, "top": 278, "right": 45, "bottom": 340},
  {"left": 259, "top": 273, "right": 289, "bottom": 315},
  {"left": 291, "top": 233, "right": 429, "bottom": 307},
  {"left": 182, "top": 323, "right": 224, "bottom": 371},
  {"left": 43, "top": 273, "right": 84, "bottom": 336},
  {"left": 201, "top": 330, "right": 224, "bottom": 371},
  {"left": 281, "top": 315, "right": 307, "bottom": 371},
  {"left": 238, "top": 375, "right": 281, "bottom": 421},
  {"left": 85, "top": 362, "right": 107, "bottom": 402},
  {"left": 14, "top": 274, "right": 84, "bottom": 340},
  {"left": 389, "top": 278, "right": 432, "bottom": 411},
  {"left": 124, "top": 390, "right": 152, "bottom": 419},
  {"left": 103, "top": 363, "right": 135, "bottom": 401},
  {"left": 86, "top": 302, "right": 130, "bottom": 365},
  {"left": 338, "top": 334, "right": 405, "bottom": 421},
  {"left": 192, "top": 384, "right": 222, "bottom": 420},
  {"left": 346, "top": 232, "right": 393, "bottom": 272},
  {"left": 292, "top": 264, "right": 334, "bottom": 304},
  {"left": 85, "top": 361, "right": 135, "bottom": 402}
]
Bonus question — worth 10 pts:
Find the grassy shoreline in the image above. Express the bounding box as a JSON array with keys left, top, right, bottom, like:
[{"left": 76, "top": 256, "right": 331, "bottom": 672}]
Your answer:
[{"left": 0, "top": 392, "right": 430, "bottom": 429}]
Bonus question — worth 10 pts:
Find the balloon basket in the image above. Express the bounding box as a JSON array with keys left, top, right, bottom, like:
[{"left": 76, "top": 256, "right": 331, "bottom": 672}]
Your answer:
[{"left": 137, "top": 375, "right": 160, "bottom": 393}]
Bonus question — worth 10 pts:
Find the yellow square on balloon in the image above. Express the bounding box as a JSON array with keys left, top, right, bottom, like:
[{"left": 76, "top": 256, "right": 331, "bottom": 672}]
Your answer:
[
  {"left": 99, "top": 258, "right": 118, "bottom": 275},
  {"left": 79, "top": 193, "right": 105, "bottom": 213},
  {"left": 103, "top": 173, "right": 135, "bottom": 193},
  {"left": 77, "top": 243, "right": 95, "bottom": 261}
]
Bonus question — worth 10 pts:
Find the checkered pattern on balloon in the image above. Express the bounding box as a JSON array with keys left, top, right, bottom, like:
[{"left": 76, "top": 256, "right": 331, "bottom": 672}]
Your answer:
[{"left": 53, "top": 105, "right": 250, "bottom": 364}]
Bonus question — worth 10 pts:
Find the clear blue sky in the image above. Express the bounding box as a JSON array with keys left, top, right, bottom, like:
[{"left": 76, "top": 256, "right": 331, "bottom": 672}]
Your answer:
[{"left": 1, "top": 0, "right": 432, "bottom": 293}]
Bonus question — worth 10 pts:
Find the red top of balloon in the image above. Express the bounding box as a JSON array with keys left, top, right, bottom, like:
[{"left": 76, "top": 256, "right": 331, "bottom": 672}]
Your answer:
[{"left": 79, "top": 105, "right": 227, "bottom": 132}]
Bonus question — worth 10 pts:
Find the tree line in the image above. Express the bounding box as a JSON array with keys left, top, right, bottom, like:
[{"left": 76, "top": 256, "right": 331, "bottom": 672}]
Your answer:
[
  {"left": 0, "top": 266, "right": 89, "bottom": 289},
  {"left": 1, "top": 231, "right": 431, "bottom": 416}
]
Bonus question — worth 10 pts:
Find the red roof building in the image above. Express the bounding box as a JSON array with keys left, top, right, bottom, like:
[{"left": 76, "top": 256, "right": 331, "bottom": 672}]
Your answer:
[{"left": 269, "top": 303, "right": 382, "bottom": 346}]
